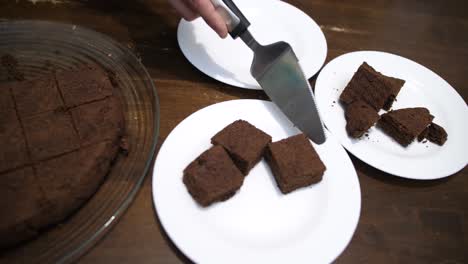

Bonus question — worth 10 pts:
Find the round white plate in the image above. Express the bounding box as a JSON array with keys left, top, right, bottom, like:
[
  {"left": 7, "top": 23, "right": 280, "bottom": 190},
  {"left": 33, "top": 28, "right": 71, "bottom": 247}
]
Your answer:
[
  {"left": 177, "top": 0, "right": 327, "bottom": 89},
  {"left": 153, "top": 99, "right": 360, "bottom": 264},
  {"left": 315, "top": 51, "right": 468, "bottom": 180}
]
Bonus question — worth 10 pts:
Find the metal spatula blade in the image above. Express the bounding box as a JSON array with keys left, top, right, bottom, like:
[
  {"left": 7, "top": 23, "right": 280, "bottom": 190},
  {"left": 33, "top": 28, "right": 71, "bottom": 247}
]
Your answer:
[{"left": 211, "top": 0, "right": 326, "bottom": 144}]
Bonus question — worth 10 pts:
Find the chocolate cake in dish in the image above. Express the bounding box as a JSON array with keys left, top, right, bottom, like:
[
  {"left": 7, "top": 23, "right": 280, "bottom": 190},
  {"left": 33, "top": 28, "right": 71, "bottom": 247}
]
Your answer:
[
  {"left": 265, "top": 134, "right": 326, "bottom": 194},
  {"left": 55, "top": 65, "right": 113, "bottom": 108},
  {"left": 340, "top": 62, "right": 405, "bottom": 111},
  {"left": 418, "top": 122, "right": 448, "bottom": 146},
  {"left": 183, "top": 146, "right": 244, "bottom": 207},
  {"left": 0, "top": 104, "right": 30, "bottom": 173},
  {"left": 11, "top": 75, "right": 63, "bottom": 118},
  {"left": 0, "top": 65, "right": 125, "bottom": 249},
  {"left": 378, "top": 107, "right": 434, "bottom": 147},
  {"left": 0, "top": 167, "right": 50, "bottom": 249},
  {"left": 211, "top": 120, "right": 272, "bottom": 175},
  {"left": 344, "top": 100, "right": 380, "bottom": 138}
]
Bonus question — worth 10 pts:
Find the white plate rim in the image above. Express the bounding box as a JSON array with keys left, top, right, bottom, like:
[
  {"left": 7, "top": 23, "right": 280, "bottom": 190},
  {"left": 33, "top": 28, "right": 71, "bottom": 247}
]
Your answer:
[
  {"left": 315, "top": 50, "right": 468, "bottom": 180},
  {"left": 152, "top": 99, "right": 361, "bottom": 263},
  {"left": 177, "top": 0, "right": 328, "bottom": 90}
]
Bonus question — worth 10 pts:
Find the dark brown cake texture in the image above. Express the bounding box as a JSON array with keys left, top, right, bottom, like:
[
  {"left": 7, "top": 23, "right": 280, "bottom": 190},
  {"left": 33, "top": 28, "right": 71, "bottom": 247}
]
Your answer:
[
  {"left": 56, "top": 65, "right": 113, "bottom": 108},
  {"left": 0, "top": 104, "right": 30, "bottom": 173},
  {"left": 345, "top": 100, "right": 380, "bottom": 138},
  {"left": 1, "top": 54, "right": 25, "bottom": 81},
  {"left": 183, "top": 146, "right": 245, "bottom": 207},
  {"left": 265, "top": 134, "right": 326, "bottom": 194},
  {"left": 378, "top": 107, "right": 434, "bottom": 147},
  {"left": 340, "top": 62, "right": 405, "bottom": 111},
  {"left": 0, "top": 64, "right": 125, "bottom": 249},
  {"left": 0, "top": 167, "right": 50, "bottom": 249},
  {"left": 418, "top": 122, "right": 448, "bottom": 146},
  {"left": 211, "top": 120, "right": 272, "bottom": 175},
  {"left": 385, "top": 76, "right": 406, "bottom": 110},
  {"left": 11, "top": 75, "right": 63, "bottom": 118}
]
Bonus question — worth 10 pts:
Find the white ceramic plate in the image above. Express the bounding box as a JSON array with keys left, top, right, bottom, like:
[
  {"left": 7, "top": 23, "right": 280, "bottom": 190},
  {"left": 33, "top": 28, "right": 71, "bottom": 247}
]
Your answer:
[
  {"left": 152, "top": 99, "right": 360, "bottom": 264},
  {"left": 315, "top": 51, "right": 468, "bottom": 180},
  {"left": 177, "top": 0, "right": 327, "bottom": 89}
]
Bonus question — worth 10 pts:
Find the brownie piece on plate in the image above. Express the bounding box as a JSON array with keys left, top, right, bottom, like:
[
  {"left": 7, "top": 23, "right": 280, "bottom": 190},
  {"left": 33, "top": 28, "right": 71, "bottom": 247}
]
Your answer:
[
  {"left": 378, "top": 107, "right": 434, "bottom": 147},
  {"left": 418, "top": 122, "right": 448, "bottom": 146},
  {"left": 340, "top": 62, "right": 405, "bottom": 111},
  {"left": 183, "top": 146, "right": 244, "bottom": 207},
  {"left": 265, "top": 134, "right": 326, "bottom": 194},
  {"left": 211, "top": 120, "right": 272, "bottom": 175},
  {"left": 384, "top": 76, "right": 406, "bottom": 110},
  {"left": 345, "top": 100, "right": 380, "bottom": 138}
]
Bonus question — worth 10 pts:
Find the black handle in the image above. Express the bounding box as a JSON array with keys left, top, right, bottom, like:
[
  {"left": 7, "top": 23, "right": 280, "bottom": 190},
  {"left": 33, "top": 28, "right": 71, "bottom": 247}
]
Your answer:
[{"left": 221, "top": 0, "right": 250, "bottom": 38}]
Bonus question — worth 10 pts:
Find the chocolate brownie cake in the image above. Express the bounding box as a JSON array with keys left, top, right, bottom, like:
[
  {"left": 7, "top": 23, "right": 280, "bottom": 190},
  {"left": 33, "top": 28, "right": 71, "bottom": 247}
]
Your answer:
[
  {"left": 0, "top": 65, "right": 125, "bottom": 249},
  {"left": 345, "top": 100, "right": 380, "bottom": 138},
  {"left": 418, "top": 122, "right": 448, "bottom": 146},
  {"left": 265, "top": 134, "right": 326, "bottom": 194},
  {"left": 378, "top": 108, "right": 434, "bottom": 147},
  {"left": 183, "top": 146, "right": 244, "bottom": 207},
  {"left": 211, "top": 120, "right": 272, "bottom": 175},
  {"left": 384, "top": 76, "right": 406, "bottom": 110},
  {"left": 340, "top": 62, "right": 405, "bottom": 111}
]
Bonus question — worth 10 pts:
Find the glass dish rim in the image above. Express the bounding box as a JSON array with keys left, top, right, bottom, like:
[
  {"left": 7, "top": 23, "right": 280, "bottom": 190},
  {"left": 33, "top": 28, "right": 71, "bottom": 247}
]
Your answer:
[{"left": 0, "top": 19, "right": 161, "bottom": 263}]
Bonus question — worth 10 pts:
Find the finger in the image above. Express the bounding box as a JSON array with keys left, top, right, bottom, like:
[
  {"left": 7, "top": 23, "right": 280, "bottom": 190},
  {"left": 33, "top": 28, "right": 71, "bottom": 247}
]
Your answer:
[
  {"left": 168, "top": 0, "right": 199, "bottom": 21},
  {"left": 186, "top": 0, "right": 228, "bottom": 38}
]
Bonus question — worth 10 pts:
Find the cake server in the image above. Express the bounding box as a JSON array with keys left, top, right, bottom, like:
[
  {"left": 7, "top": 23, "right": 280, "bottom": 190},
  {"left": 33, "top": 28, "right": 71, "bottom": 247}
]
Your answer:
[{"left": 210, "top": 0, "right": 326, "bottom": 144}]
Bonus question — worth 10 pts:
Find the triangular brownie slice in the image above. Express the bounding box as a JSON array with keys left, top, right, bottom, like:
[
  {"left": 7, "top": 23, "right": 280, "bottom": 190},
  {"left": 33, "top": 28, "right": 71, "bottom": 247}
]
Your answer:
[
  {"left": 345, "top": 100, "right": 380, "bottom": 138},
  {"left": 378, "top": 108, "right": 434, "bottom": 147},
  {"left": 418, "top": 122, "right": 448, "bottom": 146},
  {"left": 340, "top": 62, "right": 405, "bottom": 111}
]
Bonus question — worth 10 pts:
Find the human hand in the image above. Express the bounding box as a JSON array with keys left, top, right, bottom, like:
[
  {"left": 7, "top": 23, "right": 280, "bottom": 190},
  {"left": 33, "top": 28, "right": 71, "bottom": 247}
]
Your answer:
[{"left": 168, "top": 0, "right": 228, "bottom": 38}]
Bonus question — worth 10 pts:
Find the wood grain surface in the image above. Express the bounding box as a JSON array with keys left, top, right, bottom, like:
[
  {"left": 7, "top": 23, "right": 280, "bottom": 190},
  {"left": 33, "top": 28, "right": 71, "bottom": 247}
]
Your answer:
[{"left": 1, "top": 0, "right": 467, "bottom": 263}]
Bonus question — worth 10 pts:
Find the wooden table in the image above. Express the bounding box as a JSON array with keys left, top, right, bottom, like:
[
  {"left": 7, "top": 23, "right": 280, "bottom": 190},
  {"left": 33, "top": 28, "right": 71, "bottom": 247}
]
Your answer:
[{"left": 2, "top": 0, "right": 467, "bottom": 263}]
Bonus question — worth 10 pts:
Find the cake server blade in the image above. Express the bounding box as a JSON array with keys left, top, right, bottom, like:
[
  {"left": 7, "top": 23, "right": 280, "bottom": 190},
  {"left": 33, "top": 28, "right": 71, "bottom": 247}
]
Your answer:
[{"left": 211, "top": 0, "right": 326, "bottom": 144}]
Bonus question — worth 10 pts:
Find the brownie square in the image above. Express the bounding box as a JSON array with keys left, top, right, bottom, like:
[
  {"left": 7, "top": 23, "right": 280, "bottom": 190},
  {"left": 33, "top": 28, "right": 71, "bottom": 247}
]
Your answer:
[
  {"left": 378, "top": 107, "right": 434, "bottom": 147},
  {"left": 265, "top": 134, "right": 326, "bottom": 194},
  {"left": 56, "top": 66, "right": 113, "bottom": 107},
  {"left": 71, "top": 97, "right": 124, "bottom": 145},
  {"left": 11, "top": 76, "right": 63, "bottom": 118},
  {"left": 0, "top": 107, "right": 30, "bottom": 173},
  {"left": 0, "top": 167, "right": 48, "bottom": 248},
  {"left": 340, "top": 62, "right": 404, "bottom": 111},
  {"left": 418, "top": 122, "right": 448, "bottom": 146},
  {"left": 23, "top": 110, "right": 80, "bottom": 161},
  {"left": 34, "top": 141, "right": 118, "bottom": 223},
  {"left": 345, "top": 100, "right": 380, "bottom": 138},
  {"left": 211, "top": 120, "right": 272, "bottom": 175},
  {"left": 183, "top": 146, "right": 244, "bottom": 207}
]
